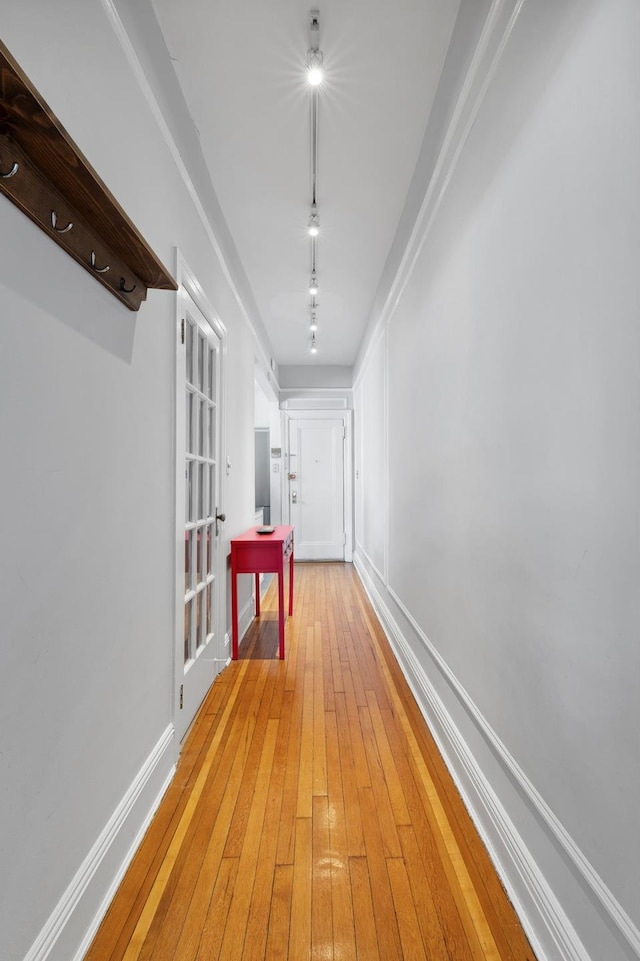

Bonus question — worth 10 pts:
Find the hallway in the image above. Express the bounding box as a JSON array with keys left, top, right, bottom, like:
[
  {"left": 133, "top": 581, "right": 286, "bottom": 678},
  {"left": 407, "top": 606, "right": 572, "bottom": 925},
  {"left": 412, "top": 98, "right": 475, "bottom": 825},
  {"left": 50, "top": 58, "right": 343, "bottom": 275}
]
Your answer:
[{"left": 85, "top": 564, "right": 535, "bottom": 961}]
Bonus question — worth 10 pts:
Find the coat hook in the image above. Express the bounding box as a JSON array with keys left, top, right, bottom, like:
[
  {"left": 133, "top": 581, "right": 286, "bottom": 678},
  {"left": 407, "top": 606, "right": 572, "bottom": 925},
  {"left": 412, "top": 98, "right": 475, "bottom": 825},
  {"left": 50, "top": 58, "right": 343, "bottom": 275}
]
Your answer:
[
  {"left": 90, "top": 251, "right": 110, "bottom": 273},
  {"left": 51, "top": 210, "right": 73, "bottom": 233},
  {"left": 119, "top": 278, "right": 137, "bottom": 294},
  {"left": 0, "top": 160, "right": 19, "bottom": 179}
]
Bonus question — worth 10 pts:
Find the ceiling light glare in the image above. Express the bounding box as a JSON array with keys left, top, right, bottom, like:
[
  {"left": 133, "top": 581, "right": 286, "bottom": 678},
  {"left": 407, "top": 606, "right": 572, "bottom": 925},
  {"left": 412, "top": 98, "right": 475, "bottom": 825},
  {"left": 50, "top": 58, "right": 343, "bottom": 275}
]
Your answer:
[
  {"left": 308, "top": 205, "right": 320, "bottom": 237},
  {"left": 306, "top": 48, "right": 324, "bottom": 86},
  {"left": 309, "top": 273, "right": 319, "bottom": 297},
  {"left": 310, "top": 333, "right": 318, "bottom": 354},
  {"left": 310, "top": 309, "right": 318, "bottom": 332}
]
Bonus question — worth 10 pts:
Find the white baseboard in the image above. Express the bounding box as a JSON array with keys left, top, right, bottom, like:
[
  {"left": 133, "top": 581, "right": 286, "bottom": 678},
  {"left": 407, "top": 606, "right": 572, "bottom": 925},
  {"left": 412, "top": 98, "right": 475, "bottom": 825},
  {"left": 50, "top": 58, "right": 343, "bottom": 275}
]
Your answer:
[
  {"left": 24, "top": 725, "right": 176, "bottom": 961},
  {"left": 237, "top": 595, "right": 257, "bottom": 650},
  {"left": 354, "top": 552, "right": 640, "bottom": 961}
]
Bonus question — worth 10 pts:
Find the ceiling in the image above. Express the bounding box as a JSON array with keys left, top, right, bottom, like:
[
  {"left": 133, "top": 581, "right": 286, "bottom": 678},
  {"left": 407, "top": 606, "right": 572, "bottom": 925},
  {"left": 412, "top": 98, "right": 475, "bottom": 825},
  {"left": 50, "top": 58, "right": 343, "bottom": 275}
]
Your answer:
[{"left": 150, "top": 0, "right": 460, "bottom": 369}]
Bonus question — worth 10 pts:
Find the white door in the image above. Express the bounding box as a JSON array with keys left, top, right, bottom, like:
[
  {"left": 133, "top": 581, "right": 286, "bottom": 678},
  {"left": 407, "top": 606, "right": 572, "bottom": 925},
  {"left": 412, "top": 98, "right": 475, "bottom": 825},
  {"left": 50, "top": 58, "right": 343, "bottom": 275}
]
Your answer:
[
  {"left": 287, "top": 415, "right": 346, "bottom": 560},
  {"left": 175, "top": 284, "right": 224, "bottom": 743}
]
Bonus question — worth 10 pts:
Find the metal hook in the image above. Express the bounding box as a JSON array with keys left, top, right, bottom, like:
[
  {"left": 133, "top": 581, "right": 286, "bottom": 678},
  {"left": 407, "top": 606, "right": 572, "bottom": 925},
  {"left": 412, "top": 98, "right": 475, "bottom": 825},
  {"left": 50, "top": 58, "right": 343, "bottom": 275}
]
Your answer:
[
  {"left": 90, "top": 251, "right": 110, "bottom": 273},
  {"left": 119, "top": 277, "right": 136, "bottom": 294},
  {"left": 0, "top": 160, "right": 19, "bottom": 179},
  {"left": 51, "top": 210, "right": 73, "bottom": 233}
]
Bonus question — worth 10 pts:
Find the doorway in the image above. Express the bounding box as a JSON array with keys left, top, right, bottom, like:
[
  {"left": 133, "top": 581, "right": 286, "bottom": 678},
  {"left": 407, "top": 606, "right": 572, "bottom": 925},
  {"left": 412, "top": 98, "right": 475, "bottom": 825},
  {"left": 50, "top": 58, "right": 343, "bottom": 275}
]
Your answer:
[
  {"left": 284, "top": 410, "right": 352, "bottom": 561},
  {"left": 174, "top": 261, "right": 226, "bottom": 744}
]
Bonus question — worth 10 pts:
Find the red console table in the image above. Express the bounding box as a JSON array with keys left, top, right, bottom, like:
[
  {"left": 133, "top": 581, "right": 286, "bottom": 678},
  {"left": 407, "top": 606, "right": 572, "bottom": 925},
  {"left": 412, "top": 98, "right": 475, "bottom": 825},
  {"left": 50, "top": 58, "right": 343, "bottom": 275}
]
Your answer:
[{"left": 230, "top": 525, "right": 294, "bottom": 659}]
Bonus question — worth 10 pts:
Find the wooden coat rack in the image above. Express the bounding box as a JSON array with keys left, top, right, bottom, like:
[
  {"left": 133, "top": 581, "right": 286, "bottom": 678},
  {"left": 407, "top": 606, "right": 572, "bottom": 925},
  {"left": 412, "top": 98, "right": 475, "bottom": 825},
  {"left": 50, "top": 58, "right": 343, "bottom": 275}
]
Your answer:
[{"left": 0, "top": 39, "right": 177, "bottom": 311}]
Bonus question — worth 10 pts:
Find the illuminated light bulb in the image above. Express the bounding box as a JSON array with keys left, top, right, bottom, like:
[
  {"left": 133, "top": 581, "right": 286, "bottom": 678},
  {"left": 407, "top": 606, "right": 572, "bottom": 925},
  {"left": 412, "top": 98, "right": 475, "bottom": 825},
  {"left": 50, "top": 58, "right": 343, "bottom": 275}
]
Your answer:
[
  {"left": 310, "top": 333, "right": 318, "bottom": 354},
  {"left": 309, "top": 274, "right": 319, "bottom": 297},
  {"left": 308, "top": 208, "right": 320, "bottom": 237},
  {"left": 308, "top": 204, "right": 320, "bottom": 236},
  {"left": 306, "top": 49, "right": 324, "bottom": 86}
]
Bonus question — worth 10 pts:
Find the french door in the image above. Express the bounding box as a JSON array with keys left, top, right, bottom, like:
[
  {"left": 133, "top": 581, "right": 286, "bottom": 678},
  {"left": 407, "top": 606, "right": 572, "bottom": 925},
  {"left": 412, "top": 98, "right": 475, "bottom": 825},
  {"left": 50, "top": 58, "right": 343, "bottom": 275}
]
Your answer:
[{"left": 175, "top": 279, "right": 225, "bottom": 743}]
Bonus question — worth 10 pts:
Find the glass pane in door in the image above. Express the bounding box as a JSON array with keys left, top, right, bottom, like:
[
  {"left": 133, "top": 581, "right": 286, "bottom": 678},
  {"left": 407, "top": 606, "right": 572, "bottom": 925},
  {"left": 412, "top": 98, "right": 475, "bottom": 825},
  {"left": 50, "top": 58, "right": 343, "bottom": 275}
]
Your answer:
[
  {"left": 179, "top": 303, "right": 222, "bottom": 739},
  {"left": 198, "top": 333, "right": 205, "bottom": 393},
  {"left": 186, "top": 392, "right": 193, "bottom": 453},
  {"left": 185, "top": 530, "right": 193, "bottom": 593},
  {"left": 206, "top": 583, "right": 212, "bottom": 637},
  {"left": 185, "top": 321, "right": 193, "bottom": 382},
  {"left": 184, "top": 600, "right": 192, "bottom": 663},
  {"left": 208, "top": 348, "right": 216, "bottom": 399}
]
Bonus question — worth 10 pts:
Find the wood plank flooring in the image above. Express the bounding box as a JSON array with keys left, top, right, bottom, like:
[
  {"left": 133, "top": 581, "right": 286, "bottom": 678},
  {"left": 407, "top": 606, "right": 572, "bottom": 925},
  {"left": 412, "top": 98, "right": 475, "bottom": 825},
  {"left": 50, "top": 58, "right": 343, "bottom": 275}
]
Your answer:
[{"left": 85, "top": 562, "right": 536, "bottom": 961}]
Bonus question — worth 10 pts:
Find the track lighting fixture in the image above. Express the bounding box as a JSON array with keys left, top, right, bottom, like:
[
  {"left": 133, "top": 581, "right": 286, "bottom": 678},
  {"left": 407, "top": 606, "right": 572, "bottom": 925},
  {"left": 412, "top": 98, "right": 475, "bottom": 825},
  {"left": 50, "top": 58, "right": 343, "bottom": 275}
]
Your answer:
[
  {"left": 306, "top": 10, "right": 322, "bottom": 356},
  {"left": 308, "top": 204, "right": 320, "bottom": 237},
  {"left": 306, "top": 48, "right": 324, "bottom": 86},
  {"left": 306, "top": 9, "right": 324, "bottom": 85}
]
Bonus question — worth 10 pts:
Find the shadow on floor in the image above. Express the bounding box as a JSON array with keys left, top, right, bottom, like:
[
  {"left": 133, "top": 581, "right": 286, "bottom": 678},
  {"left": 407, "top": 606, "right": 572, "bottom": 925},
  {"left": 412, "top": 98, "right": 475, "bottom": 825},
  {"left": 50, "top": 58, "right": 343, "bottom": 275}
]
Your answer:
[{"left": 237, "top": 613, "right": 281, "bottom": 659}]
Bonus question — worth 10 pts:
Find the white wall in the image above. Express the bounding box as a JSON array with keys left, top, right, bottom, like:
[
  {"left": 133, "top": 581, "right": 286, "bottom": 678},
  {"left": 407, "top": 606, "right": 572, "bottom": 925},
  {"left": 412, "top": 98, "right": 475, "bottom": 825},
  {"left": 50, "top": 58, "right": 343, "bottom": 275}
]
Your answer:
[
  {"left": 0, "top": 3, "right": 263, "bottom": 959},
  {"left": 354, "top": 328, "right": 386, "bottom": 577},
  {"left": 279, "top": 365, "right": 353, "bottom": 389},
  {"left": 354, "top": 2, "right": 639, "bottom": 960}
]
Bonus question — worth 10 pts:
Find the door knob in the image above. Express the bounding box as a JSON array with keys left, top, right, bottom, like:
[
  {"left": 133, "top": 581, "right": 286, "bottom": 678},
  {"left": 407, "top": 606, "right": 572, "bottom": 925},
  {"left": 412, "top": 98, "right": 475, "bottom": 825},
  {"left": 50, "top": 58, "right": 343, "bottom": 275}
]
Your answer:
[{"left": 216, "top": 511, "right": 226, "bottom": 522}]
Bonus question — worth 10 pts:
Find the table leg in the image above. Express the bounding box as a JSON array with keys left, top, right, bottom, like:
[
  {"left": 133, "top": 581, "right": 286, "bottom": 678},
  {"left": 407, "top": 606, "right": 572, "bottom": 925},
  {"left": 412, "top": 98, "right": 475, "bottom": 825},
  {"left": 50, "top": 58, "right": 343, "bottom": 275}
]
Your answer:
[
  {"left": 255, "top": 572, "right": 261, "bottom": 616},
  {"left": 278, "top": 567, "right": 285, "bottom": 659},
  {"left": 231, "top": 569, "right": 238, "bottom": 660},
  {"left": 289, "top": 548, "right": 294, "bottom": 616}
]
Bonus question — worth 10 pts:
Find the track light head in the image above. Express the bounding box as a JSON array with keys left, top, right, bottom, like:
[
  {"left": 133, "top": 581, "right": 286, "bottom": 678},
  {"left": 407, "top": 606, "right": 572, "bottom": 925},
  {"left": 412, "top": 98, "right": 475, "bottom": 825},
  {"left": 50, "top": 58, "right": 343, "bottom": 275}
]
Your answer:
[
  {"left": 308, "top": 205, "right": 320, "bottom": 237},
  {"left": 309, "top": 273, "right": 319, "bottom": 297},
  {"left": 306, "top": 48, "right": 324, "bottom": 86},
  {"left": 307, "top": 10, "right": 324, "bottom": 85}
]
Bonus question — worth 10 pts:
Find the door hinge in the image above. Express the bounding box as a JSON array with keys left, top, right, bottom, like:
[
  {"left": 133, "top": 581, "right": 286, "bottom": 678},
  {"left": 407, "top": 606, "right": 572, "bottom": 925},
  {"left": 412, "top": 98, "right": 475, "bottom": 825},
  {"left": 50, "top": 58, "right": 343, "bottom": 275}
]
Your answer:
[
  {"left": 180, "top": 318, "right": 185, "bottom": 344},
  {"left": 179, "top": 684, "right": 184, "bottom": 709}
]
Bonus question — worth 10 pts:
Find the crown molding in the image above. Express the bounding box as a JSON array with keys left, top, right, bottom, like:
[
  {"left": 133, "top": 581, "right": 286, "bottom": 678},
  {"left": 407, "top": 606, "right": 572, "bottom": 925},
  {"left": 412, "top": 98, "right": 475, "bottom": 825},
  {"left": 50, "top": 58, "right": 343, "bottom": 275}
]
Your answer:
[{"left": 355, "top": 0, "right": 527, "bottom": 381}]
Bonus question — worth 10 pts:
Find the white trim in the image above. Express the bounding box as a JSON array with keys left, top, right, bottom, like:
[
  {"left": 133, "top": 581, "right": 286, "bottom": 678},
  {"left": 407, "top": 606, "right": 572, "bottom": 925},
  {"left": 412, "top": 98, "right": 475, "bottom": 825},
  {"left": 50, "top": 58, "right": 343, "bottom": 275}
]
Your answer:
[
  {"left": 236, "top": 595, "right": 259, "bottom": 654},
  {"left": 173, "top": 251, "right": 228, "bottom": 744},
  {"left": 24, "top": 726, "right": 175, "bottom": 961},
  {"left": 353, "top": 313, "right": 387, "bottom": 391},
  {"left": 282, "top": 408, "right": 354, "bottom": 562},
  {"left": 353, "top": 553, "right": 640, "bottom": 961},
  {"left": 99, "top": 0, "right": 274, "bottom": 379},
  {"left": 382, "top": 325, "right": 389, "bottom": 584},
  {"left": 280, "top": 388, "right": 353, "bottom": 396},
  {"left": 355, "top": 0, "right": 527, "bottom": 381},
  {"left": 383, "top": 583, "right": 640, "bottom": 959},
  {"left": 281, "top": 397, "right": 349, "bottom": 409},
  {"left": 355, "top": 541, "right": 385, "bottom": 588},
  {"left": 353, "top": 323, "right": 387, "bottom": 581}
]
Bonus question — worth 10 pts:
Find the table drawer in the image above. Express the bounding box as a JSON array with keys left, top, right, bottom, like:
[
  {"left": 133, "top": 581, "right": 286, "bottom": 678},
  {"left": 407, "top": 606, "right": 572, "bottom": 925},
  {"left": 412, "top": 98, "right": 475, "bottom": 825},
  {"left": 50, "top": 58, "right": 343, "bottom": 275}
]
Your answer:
[{"left": 283, "top": 534, "right": 293, "bottom": 561}]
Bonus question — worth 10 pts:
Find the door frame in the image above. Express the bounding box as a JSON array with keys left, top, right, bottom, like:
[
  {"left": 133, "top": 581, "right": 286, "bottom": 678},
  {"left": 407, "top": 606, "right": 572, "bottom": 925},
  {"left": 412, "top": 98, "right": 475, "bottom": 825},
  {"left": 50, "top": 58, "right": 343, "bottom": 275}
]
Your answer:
[
  {"left": 282, "top": 408, "right": 353, "bottom": 562},
  {"left": 173, "top": 250, "right": 227, "bottom": 748}
]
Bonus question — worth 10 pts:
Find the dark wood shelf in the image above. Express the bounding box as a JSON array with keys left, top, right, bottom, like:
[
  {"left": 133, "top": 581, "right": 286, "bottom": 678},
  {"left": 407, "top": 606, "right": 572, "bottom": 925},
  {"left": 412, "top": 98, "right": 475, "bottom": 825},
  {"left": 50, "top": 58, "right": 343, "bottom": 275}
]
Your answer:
[{"left": 0, "top": 40, "right": 177, "bottom": 311}]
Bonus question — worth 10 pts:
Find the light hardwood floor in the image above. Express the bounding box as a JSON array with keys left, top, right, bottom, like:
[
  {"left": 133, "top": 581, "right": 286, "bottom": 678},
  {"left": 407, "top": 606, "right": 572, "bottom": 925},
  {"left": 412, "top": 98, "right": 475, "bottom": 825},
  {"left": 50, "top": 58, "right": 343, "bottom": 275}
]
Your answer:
[{"left": 85, "top": 562, "right": 536, "bottom": 961}]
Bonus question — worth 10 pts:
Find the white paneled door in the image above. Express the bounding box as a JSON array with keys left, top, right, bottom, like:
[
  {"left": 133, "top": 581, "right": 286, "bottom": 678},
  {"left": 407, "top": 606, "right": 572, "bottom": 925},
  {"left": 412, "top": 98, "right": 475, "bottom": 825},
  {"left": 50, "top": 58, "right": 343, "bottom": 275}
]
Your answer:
[
  {"left": 175, "top": 281, "right": 225, "bottom": 743},
  {"left": 286, "top": 413, "right": 348, "bottom": 560}
]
